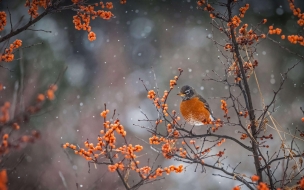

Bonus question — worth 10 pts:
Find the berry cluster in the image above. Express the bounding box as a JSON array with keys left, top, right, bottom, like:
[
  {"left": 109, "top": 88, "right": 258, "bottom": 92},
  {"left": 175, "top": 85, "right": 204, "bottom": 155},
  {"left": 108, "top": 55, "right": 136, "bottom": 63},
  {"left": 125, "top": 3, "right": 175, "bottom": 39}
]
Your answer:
[
  {"left": 25, "top": 0, "right": 49, "bottom": 18},
  {"left": 64, "top": 108, "right": 184, "bottom": 181},
  {"left": 239, "top": 4, "right": 249, "bottom": 18},
  {"left": 72, "top": 2, "right": 114, "bottom": 41},
  {"left": 0, "top": 11, "right": 6, "bottom": 31},
  {"left": 0, "top": 39, "right": 22, "bottom": 62},
  {"left": 220, "top": 99, "right": 228, "bottom": 117}
]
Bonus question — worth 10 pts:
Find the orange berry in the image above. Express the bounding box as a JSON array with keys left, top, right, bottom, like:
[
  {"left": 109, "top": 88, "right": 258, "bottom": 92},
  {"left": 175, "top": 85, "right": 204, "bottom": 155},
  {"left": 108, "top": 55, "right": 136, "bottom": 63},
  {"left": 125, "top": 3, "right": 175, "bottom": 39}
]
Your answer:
[
  {"left": 2, "top": 134, "right": 9, "bottom": 140},
  {"left": 106, "top": 2, "right": 113, "bottom": 9},
  {"left": 251, "top": 175, "right": 260, "bottom": 181},
  {"left": 12, "top": 123, "right": 20, "bottom": 130},
  {"left": 276, "top": 28, "right": 282, "bottom": 35},
  {"left": 46, "top": 89, "right": 55, "bottom": 100},
  {"left": 37, "top": 94, "right": 45, "bottom": 102},
  {"left": 2, "top": 140, "right": 8, "bottom": 147},
  {"left": 49, "top": 84, "right": 58, "bottom": 91},
  {"left": 88, "top": 31, "right": 96, "bottom": 41}
]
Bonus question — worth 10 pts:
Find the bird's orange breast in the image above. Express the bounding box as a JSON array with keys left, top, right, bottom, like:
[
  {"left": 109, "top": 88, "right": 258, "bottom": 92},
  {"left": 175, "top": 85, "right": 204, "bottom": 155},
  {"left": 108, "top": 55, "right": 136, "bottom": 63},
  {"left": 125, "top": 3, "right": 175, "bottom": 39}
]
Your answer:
[{"left": 180, "top": 97, "right": 210, "bottom": 125}]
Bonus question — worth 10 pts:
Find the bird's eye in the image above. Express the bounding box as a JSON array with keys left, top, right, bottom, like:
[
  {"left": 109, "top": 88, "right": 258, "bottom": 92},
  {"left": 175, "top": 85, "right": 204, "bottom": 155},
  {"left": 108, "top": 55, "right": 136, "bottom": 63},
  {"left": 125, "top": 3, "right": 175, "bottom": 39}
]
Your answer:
[{"left": 185, "top": 89, "right": 190, "bottom": 94}]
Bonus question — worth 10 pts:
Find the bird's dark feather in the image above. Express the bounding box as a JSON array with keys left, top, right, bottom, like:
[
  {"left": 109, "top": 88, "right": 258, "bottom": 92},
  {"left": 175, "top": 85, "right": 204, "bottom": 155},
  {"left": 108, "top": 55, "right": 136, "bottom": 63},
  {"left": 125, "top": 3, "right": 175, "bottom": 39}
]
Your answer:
[{"left": 197, "top": 94, "right": 216, "bottom": 120}]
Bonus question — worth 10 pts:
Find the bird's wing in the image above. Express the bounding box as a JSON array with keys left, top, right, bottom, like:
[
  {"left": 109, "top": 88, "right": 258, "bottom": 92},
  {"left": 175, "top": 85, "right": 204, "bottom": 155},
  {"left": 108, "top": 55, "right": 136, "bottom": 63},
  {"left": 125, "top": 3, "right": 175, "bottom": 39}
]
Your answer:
[{"left": 198, "top": 95, "right": 216, "bottom": 120}]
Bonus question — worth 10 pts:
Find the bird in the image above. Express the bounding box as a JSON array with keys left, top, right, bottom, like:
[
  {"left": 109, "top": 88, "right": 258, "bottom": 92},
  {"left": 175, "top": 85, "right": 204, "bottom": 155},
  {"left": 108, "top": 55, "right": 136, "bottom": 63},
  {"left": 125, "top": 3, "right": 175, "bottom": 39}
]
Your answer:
[{"left": 177, "top": 85, "right": 215, "bottom": 125}]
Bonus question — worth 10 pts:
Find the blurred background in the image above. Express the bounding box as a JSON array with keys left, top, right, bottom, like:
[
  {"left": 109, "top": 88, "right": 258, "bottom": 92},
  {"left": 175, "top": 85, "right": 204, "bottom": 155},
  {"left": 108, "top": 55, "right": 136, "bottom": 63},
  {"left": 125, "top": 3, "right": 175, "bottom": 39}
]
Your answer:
[{"left": 0, "top": 0, "right": 304, "bottom": 189}]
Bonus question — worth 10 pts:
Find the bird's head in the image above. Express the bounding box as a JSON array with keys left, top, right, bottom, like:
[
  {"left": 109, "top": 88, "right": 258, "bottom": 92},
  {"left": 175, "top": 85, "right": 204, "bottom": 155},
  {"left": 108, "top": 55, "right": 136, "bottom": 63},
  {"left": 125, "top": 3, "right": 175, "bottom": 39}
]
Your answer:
[{"left": 177, "top": 85, "right": 196, "bottom": 100}]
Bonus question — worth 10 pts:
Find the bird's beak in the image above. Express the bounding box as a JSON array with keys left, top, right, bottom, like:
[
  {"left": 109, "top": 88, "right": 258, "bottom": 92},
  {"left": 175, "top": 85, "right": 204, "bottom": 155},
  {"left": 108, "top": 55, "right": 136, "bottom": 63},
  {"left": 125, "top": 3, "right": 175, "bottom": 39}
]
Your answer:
[{"left": 177, "top": 93, "right": 185, "bottom": 97}]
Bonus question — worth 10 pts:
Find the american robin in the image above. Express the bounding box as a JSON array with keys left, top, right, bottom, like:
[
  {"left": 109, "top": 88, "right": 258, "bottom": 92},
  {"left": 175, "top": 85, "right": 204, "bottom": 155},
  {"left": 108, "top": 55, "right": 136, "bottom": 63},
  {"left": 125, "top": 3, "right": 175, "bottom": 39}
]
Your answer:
[{"left": 177, "top": 85, "right": 215, "bottom": 125}]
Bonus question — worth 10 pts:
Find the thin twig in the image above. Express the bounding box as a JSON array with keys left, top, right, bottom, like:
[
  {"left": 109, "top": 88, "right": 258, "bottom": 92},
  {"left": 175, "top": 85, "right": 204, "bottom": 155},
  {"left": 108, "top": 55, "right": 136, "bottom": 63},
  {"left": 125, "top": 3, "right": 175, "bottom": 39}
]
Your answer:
[
  {"left": 26, "top": 28, "right": 52, "bottom": 33},
  {"left": 7, "top": 7, "right": 13, "bottom": 32}
]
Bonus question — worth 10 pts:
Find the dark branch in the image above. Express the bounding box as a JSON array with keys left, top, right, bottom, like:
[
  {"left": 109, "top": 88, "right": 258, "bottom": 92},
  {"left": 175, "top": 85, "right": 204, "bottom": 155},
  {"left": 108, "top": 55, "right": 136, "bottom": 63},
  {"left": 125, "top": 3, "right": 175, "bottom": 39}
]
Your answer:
[
  {"left": 227, "top": 0, "right": 262, "bottom": 182},
  {"left": 176, "top": 127, "right": 252, "bottom": 151},
  {"left": 0, "top": 10, "right": 49, "bottom": 43},
  {"left": 260, "top": 154, "right": 303, "bottom": 171},
  {"left": 180, "top": 159, "right": 255, "bottom": 190}
]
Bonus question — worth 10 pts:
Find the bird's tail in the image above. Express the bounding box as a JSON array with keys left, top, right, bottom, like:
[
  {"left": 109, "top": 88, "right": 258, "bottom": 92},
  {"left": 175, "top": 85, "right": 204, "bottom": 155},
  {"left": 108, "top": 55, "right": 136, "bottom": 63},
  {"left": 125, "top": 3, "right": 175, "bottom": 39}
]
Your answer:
[{"left": 209, "top": 113, "right": 216, "bottom": 121}]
